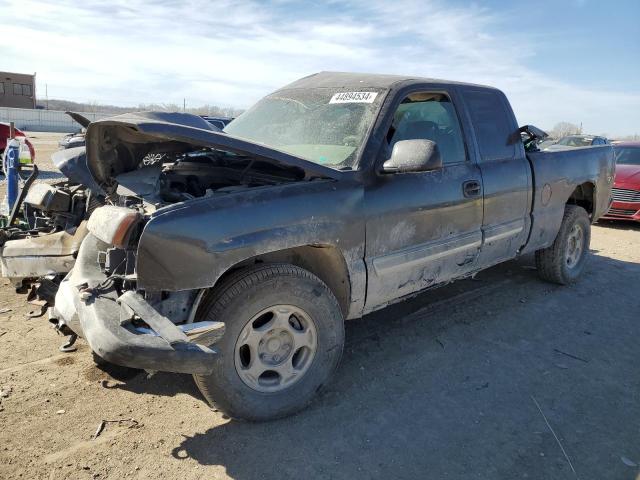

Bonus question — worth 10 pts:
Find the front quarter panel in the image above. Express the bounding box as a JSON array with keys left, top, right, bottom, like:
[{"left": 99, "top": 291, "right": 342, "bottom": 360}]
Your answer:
[{"left": 136, "top": 179, "right": 365, "bottom": 297}]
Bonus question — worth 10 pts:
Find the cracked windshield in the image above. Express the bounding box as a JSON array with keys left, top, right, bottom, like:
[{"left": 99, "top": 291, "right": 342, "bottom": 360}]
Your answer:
[{"left": 224, "top": 88, "right": 384, "bottom": 169}]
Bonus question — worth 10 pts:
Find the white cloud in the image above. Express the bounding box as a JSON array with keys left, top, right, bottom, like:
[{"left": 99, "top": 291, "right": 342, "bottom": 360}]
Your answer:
[{"left": 0, "top": 0, "right": 638, "bottom": 135}]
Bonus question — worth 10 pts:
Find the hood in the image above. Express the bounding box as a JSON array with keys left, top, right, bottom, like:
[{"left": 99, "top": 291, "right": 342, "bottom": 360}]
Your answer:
[
  {"left": 65, "top": 111, "right": 92, "bottom": 129},
  {"left": 51, "top": 147, "right": 104, "bottom": 195},
  {"left": 85, "top": 111, "right": 341, "bottom": 193},
  {"left": 614, "top": 164, "right": 640, "bottom": 186}
]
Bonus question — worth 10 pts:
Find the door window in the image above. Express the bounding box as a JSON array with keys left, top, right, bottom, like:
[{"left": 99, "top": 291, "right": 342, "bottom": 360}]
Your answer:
[{"left": 387, "top": 93, "right": 466, "bottom": 165}]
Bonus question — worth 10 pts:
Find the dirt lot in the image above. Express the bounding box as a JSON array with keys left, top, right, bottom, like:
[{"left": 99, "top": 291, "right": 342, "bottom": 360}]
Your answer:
[{"left": 0, "top": 133, "right": 639, "bottom": 480}]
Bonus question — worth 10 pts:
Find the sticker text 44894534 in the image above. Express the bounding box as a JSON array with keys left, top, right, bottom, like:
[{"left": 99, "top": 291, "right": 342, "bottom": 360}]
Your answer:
[{"left": 329, "top": 91, "right": 378, "bottom": 104}]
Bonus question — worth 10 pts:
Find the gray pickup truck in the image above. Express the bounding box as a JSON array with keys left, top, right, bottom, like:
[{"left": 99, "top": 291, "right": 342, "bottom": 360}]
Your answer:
[{"left": 1, "top": 72, "right": 614, "bottom": 421}]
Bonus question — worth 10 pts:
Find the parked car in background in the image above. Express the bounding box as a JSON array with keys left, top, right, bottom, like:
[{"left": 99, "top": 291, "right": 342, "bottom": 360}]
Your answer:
[
  {"left": 538, "top": 138, "right": 557, "bottom": 150},
  {"left": 544, "top": 134, "right": 610, "bottom": 151},
  {"left": 201, "top": 115, "right": 234, "bottom": 130},
  {"left": 0, "top": 122, "right": 35, "bottom": 162},
  {"left": 601, "top": 142, "right": 640, "bottom": 222},
  {"left": 58, "top": 112, "right": 91, "bottom": 149}
]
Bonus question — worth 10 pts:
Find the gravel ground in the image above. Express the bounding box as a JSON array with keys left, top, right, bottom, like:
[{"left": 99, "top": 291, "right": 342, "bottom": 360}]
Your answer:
[{"left": 0, "top": 133, "right": 639, "bottom": 480}]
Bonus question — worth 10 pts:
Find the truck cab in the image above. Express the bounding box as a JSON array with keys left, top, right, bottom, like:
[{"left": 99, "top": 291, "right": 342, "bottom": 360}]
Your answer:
[{"left": 361, "top": 81, "right": 533, "bottom": 309}]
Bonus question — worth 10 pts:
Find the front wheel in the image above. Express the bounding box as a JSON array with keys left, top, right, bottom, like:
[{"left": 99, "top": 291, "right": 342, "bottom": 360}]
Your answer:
[
  {"left": 194, "top": 264, "right": 345, "bottom": 421},
  {"left": 535, "top": 205, "right": 591, "bottom": 285}
]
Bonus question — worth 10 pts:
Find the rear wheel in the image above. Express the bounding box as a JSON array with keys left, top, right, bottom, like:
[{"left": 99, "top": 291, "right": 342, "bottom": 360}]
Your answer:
[
  {"left": 535, "top": 205, "right": 591, "bottom": 285},
  {"left": 194, "top": 264, "right": 344, "bottom": 421}
]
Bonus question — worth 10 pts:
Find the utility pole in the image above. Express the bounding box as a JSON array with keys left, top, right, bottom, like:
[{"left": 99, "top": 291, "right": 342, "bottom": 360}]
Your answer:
[
  {"left": 183, "top": 98, "right": 186, "bottom": 112},
  {"left": 45, "top": 83, "right": 49, "bottom": 110},
  {"left": 33, "top": 72, "right": 37, "bottom": 109}
]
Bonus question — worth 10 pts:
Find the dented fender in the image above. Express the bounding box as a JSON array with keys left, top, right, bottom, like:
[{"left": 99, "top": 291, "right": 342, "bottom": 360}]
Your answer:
[{"left": 136, "top": 178, "right": 366, "bottom": 316}]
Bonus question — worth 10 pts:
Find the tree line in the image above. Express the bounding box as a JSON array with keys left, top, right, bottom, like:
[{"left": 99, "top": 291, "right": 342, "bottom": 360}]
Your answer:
[
  {"left": 547, "top": 122, "right": 637, "bottom": 141},
  {"left": 38, "top": 99, "right": 244, "bottom": 118}
]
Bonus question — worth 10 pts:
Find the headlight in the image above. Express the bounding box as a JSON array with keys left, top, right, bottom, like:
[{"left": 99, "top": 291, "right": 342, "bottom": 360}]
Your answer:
[{"left": 87, "top": 206, "right": 142, "bottom": 248}]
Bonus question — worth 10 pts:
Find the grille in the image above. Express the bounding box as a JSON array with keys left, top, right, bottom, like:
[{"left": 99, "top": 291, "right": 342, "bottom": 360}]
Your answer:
[
  {"left": 606, "top": 207, "right": 638, "bottom": 217},
  {"left": 611, "top": 187, "right": 640, "bottom": 202}
]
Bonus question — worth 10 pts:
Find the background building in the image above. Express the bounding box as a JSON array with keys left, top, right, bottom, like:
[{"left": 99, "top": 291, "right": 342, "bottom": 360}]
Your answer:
[{"left": 0, "top": 71, "right": 36, "bottom": 109}]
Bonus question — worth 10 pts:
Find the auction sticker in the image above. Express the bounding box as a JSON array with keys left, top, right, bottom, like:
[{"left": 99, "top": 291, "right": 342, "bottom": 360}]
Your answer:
[{"left": 329, "top": 91, "right": 378, "bottom": 104}]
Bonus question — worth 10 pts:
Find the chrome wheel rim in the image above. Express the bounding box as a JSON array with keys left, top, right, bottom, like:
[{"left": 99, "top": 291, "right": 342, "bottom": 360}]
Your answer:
[
  {"left": 234, "top": 305, "right": 317, "bottom": 393},
  {"left": 565, "top": 224, "right": 584, "bottom": 269}
]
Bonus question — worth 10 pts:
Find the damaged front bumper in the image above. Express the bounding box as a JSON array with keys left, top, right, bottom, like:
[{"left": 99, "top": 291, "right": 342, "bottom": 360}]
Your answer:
[{"left": 52, "top": 233, "right": 221, "bottom": 375}]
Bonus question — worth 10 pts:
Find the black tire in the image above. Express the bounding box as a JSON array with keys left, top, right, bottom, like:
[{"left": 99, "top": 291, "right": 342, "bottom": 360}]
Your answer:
[
  {"left": 193, "top": 263, "right": 345, "bottom": 421},
  {"left": 535, "top": 205, "right": 591, "bottom": 285}
]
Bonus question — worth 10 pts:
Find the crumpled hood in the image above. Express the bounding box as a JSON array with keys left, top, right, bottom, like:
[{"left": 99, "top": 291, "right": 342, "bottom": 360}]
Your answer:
[
  {"left": 65, "top": 111, "right": 92, "bottom": 129},
  {"left": 614, "top": 164, "right": 640, "bottom": 186},
  {"left": 85, "top": 111, "right": 340, "bottom": 193},
  {"left": 51, "top": 146, "right": 104, "bottom": 195}
]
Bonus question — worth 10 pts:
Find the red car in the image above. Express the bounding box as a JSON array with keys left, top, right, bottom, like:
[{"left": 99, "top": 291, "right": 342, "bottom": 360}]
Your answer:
[
  {"left": 0, "top": 122, "right": 36, "bottom": 162},
  {"left": 602, "top": 141, "right": 640, "bottom": 222}
]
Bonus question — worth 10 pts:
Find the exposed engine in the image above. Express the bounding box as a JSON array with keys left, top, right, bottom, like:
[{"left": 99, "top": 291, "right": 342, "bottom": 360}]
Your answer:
[
  {"left": 0, "top": 180, "right": 99, "bottom": 322},
  {"left": 112, "top": 148, "right": 305, "bottom": 213},
  {"left": 0, "top": 180, "right": 96, "bottom": 246},
  {"left": 1, "top": 111, "right": 318, "bottom": 339},
  {"left": 84, "top": 146, "right": 306, "bottom": 325},
  {"left": 24, "top": 182, "right": 93, "bottom": 231}
]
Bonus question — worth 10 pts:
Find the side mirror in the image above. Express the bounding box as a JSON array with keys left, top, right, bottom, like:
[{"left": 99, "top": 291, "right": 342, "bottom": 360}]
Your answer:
[{"left": 381, "top": 139, "right": 443, "bottom": 174}]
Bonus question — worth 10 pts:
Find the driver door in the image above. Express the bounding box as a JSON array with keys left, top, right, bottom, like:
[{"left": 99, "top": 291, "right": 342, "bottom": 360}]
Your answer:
[{"left": 364, "top": 91, "right": 483, "bottom": 311}]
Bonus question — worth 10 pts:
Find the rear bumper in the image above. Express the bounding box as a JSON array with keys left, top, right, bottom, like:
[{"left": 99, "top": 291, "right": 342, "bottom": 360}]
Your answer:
[
  {"left": 53, "top": 234, "right": 219, "bottom": 375},
  {"left": 601, "top": 201, "right": 640, "bottom": 221}
]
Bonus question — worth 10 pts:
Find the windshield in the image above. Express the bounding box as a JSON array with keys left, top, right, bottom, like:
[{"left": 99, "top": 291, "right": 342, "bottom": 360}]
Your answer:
[
  {"left": 615, "top": 147, "right": 640, "bottom": 165},
  {"left": 224, "top": 88, "right": 384, "bottom": 169},
  {"left": 557, "top": 136, "right": 593, "bottom": 147}
]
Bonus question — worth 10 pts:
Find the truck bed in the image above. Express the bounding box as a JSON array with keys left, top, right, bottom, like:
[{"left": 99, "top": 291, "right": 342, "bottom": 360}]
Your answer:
[{"left": 522, "top": 145, "right": 615, "bottom": 254}]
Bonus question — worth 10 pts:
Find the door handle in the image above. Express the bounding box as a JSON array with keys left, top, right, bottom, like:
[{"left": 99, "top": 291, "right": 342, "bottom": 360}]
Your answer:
[{"left": 463, "top": 180, "right": 481, "bottom": 198}]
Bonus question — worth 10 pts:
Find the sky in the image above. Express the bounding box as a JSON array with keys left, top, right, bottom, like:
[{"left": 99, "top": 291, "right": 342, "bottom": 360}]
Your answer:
[{"left": 0, "top": 0, "right": 639, "bottom": 136}]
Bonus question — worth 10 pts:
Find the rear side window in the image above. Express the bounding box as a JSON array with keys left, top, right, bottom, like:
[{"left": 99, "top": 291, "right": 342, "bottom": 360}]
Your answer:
[{"left": 464, "top": 89, "right": 515, "bottom": 161}]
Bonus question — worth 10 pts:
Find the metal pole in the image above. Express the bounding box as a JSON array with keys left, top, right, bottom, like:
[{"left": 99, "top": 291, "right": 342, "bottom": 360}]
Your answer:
[{"left": 6, "top": 122, "right": 20, "bottom": 210}]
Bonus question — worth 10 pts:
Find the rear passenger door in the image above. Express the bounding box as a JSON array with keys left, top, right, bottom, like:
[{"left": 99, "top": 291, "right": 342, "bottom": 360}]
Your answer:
[{"left": 461, "top": 88, "right": 531, "bottom": 267}]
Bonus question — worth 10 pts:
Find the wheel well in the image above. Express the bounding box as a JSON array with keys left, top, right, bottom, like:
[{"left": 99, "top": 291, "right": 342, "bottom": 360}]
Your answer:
[
  {"left": 567, "top": 182, "right": 595, "bottom": 216},
  {"left": 213, "top": 245, "right": 351, "bottom": 317}
]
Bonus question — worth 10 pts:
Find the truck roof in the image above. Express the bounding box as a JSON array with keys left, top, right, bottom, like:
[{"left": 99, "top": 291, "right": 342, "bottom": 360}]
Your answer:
[{"left": 279, "top": 71, "right": 498, "bottom": 91}]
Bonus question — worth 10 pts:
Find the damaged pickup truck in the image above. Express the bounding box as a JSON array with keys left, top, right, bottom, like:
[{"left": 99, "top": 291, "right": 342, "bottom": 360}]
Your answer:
[{"left": 0, "top": 72, "right": 615, "bottom": 421}]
